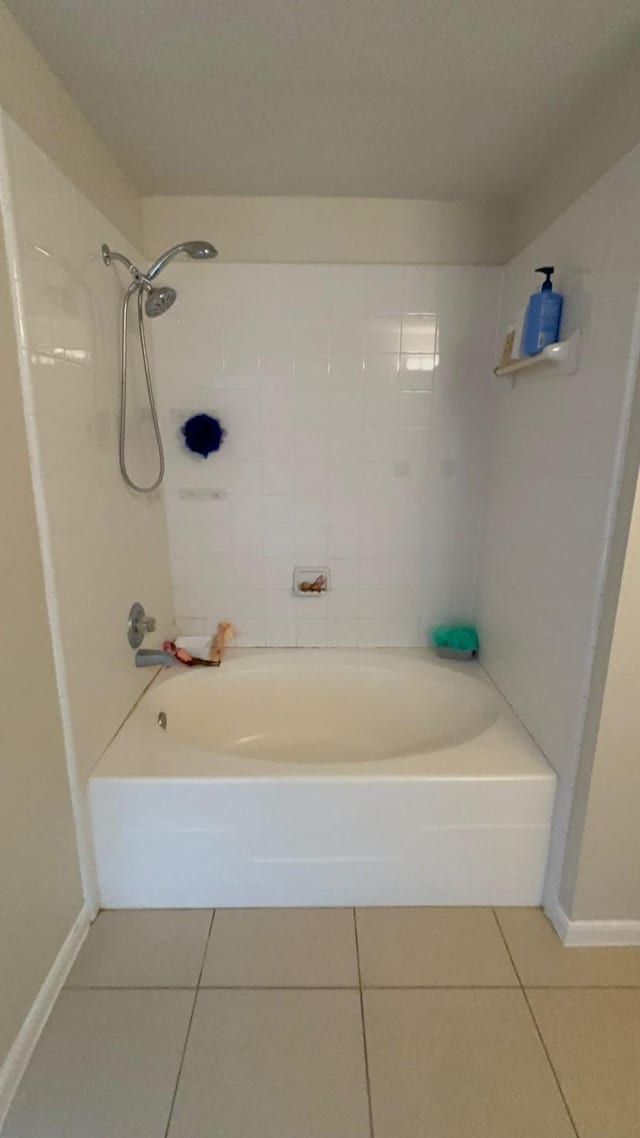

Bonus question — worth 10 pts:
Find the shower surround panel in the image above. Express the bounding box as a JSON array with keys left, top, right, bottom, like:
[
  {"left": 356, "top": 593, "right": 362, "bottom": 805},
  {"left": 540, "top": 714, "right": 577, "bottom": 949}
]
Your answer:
[
  {"left": 0, "top": 113, "right": 173, "bottom": 782},
  {"left": 477, "top": 139, "right": 640, "bottom": 904},
  {"left": 152, "top": 263, "right": 501, "bottom": 647}
]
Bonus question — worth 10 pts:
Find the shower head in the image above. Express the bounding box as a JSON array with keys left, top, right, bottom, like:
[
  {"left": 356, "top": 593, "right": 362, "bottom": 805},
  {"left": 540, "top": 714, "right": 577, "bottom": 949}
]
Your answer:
[
  {"left": 146, "top": 240, "right": 218, "bottom": 280},
  {"left": 184, "top": 240, "right": 218, "bottom": 260},
  {"left": 144, "top": 284, "right": 177, "bottom": 317}
]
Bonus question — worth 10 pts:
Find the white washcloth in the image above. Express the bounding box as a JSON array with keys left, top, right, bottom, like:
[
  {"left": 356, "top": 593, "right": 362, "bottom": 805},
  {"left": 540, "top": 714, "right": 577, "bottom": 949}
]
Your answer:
[{"left": 174, "top": 635, "right": 213, "bottom": 661}]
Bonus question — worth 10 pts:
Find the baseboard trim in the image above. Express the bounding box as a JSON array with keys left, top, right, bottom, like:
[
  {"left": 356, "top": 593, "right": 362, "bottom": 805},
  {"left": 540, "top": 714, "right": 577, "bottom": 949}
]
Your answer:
[
  {"left": 0, "top": 905, "right": 91, "bottom": 1130},
  {"left": 546, "top": 900, "right": 640, "bottom": 946}
]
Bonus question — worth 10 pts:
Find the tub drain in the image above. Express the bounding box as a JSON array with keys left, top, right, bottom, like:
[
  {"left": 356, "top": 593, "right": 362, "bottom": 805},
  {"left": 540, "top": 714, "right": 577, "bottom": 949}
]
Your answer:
[{"left": 157, "top": 711, "right": 167, "bottom": 730}]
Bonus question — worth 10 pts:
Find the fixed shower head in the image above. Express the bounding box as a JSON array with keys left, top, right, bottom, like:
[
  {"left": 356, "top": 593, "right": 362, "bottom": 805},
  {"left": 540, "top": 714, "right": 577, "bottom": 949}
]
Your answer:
[
  {"left": 144, "top": 284, "right": 177, "bottom": 317},
  {"left": 146, "top": 240, "right": 218, "bottom": 280}
]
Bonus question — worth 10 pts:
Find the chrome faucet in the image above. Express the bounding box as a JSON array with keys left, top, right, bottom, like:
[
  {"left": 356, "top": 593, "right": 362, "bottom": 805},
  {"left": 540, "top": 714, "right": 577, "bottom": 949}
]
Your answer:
[
  {"left": 135, "top": 648, "right": 179, "bottom": 668},
  {"left": 128, "top": 602, "right": 157, "bottom": 649}
]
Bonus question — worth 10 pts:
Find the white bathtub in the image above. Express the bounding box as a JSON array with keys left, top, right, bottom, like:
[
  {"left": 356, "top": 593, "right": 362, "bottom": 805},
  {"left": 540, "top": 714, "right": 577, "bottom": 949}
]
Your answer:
[{"left": 89, "top": 649, "right": 556, "bottom": 907}]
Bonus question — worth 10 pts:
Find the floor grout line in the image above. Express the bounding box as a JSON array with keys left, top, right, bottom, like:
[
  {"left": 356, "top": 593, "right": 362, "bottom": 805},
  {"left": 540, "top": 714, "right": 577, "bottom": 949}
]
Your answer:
[
  {"left": 523, "top": 984, "right": 640, "bottom": 989},
  {"left": 492, "top": 908, "right": 581, "bottom": 1138},
  {"left": 523, "top": 984, "right": 640, "bottom": 990},
  {"left": 64, "top": 980, "right": 640, "bottom": 987},
  {"left": 64, "top": 978, "right": 640, "bottom": 991},
  {"left": 162, "top": 909, "right": 216, "bottom": 1138},
  {"left": 353, "top": 908, "right": 375, "bottom": 1138},
  {"left": 65, "top": 985, "right": 205, "bottom": 991},
  {"left": 196, "top": 909, "right": 217, "bottom": 991},
  {"left": 358, "top": 983, "right": 521, "bottom": 990},
  {"left": 491, "top": 907, "right": 524, "bottom": 987},
  {"left": 198, "top": 983, "right": 360, "bottom": 990},
  {"left": 521, "top": 987, "right": 581, "bottom": 1138}
]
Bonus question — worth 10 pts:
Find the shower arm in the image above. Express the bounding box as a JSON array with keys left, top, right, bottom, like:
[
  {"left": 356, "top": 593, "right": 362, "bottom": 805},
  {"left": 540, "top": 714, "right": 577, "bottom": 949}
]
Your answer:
[{"left": 101, "top": 244, "right": 151, "bottom": 288}]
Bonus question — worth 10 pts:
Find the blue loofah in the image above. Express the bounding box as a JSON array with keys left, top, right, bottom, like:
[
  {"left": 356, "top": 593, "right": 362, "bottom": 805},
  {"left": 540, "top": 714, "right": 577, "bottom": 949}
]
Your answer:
[{"left": 181, "top": 413, "right": 225, "bottom": 458}]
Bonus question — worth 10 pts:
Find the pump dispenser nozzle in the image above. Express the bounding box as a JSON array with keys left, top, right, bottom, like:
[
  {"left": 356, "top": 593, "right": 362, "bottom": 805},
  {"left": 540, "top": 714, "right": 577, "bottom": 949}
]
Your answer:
[{"left": 535, "top": 266, "right": 555, "bottom": 291}]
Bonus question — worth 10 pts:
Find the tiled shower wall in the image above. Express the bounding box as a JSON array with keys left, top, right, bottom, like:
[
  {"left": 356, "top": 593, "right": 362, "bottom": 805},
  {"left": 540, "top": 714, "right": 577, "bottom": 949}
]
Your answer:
[
  {"left": 477, "top": 140, "right": 640, "bottom": 902},
  {"left": 0, "top": 114, "right": 173, "bottom": 782},
  {"left": 151, "top": 264, "right": 501, "bottom": 646}
]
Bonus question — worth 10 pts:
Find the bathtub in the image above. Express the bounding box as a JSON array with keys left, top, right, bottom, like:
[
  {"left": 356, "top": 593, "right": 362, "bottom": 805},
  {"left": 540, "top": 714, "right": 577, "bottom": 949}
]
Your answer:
[{"left": 89, "top": 649, "right": 556, "bottom": 907}]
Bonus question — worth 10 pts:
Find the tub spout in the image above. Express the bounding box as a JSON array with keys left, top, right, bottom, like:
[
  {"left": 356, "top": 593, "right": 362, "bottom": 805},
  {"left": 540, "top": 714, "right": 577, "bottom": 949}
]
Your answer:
[{"left": 135, "top": 648, "right": 180, "bottom": 668}]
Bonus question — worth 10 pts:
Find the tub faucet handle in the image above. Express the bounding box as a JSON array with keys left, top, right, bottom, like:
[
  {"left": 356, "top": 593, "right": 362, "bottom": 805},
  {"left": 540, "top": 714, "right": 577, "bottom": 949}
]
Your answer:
[{"left": 127, "top": 601, "right": 157, "bottom": 649}]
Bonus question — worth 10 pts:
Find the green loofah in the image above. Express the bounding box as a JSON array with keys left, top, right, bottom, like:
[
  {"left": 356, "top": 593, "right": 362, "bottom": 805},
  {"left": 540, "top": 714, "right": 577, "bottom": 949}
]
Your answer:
[{"left": 431, "top": 625, "right": 479, "bottom": 653}]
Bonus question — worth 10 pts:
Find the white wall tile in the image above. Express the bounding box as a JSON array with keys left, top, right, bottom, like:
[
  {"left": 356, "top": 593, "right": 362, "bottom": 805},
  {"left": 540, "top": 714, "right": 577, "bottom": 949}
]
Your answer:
[
  {"left": 357, "top": 618, "right": 391, "bottom": 647},
  {"left": 152, "top": 264, "right": 500, "bottom": 646},
  {"left": 330, "top": 559, "right": 360, "bottom": 588},
  {"left": 296, "top": 618, "right": 328, "bottom": 647},
  {"left": 324, "top": 618, "right": 358, "bottom": 646}
]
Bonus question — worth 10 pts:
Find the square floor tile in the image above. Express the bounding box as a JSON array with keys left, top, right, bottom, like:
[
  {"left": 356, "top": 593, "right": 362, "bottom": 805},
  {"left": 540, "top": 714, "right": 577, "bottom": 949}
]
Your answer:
[
  {"left": 200, "top": 908, "right": 359, "bottom": 987},
  {"left": 529, "top": 990, "right": 640, "bottom": 1138},
  {"left": 364, "top": 989, "right": 575, "bottom": 1138},
  {"left": 356, "top": 907, "right": 518, "bottom": 986},
  {"left": 3, "top": 989, "right": 193, "bottom": 1138},
  {"left": 168, "top": 989, "right": 370, "bottom": 1138},
  {"left": 496, "top": 907, "right": 640, "bottom": 986},
  {"left": 66, "top": 909, "right": 212, "bottom": 988}
]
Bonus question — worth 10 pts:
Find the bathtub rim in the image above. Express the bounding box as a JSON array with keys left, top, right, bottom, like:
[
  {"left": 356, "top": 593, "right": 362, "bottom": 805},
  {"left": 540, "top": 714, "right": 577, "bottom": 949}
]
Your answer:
[{"left": 90, "top": 648, "right": 555, "bottom": 784}]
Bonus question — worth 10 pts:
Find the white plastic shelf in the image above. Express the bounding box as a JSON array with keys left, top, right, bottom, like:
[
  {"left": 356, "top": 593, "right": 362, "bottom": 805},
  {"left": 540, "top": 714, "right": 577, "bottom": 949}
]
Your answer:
[{"left": 494, "top": 330, "right": 580, "bottom": 378}]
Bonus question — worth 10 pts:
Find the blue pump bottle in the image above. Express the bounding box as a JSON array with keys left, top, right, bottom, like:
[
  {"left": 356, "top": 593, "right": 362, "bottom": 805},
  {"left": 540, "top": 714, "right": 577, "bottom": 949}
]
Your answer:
[{"left": 521, "top": 266, "right": 563, "bottom": 356}]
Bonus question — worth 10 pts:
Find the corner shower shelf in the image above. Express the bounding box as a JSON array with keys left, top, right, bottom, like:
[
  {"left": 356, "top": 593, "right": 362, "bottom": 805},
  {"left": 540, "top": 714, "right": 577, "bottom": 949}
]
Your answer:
[{"left": 493, "top": 330, "right": 580, "bottom": 378}]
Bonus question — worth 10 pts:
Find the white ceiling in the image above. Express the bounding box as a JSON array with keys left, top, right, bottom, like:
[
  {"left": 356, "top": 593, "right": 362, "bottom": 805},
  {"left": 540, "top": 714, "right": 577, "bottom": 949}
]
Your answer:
[{"left": 5, "top": 0, "right": 640, "bottom": 200}]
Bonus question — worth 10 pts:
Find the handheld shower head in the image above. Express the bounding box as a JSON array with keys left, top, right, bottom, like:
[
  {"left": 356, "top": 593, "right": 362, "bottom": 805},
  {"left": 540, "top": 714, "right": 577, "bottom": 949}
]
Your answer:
[
  {"left": 146, "top": 240, "right": 218, "bottom": 280},
  {"left": 101, "top": 235, "right": 217, "bottom": 493},
  {"left": 183, "top": 240, "right": 217, "bottom": 260}
]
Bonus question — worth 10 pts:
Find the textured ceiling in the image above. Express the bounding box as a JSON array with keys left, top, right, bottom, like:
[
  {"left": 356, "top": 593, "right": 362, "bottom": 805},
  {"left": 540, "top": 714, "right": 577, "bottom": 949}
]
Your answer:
[{"left": 5, "top": 0, "right": 640, "bottom": 199}]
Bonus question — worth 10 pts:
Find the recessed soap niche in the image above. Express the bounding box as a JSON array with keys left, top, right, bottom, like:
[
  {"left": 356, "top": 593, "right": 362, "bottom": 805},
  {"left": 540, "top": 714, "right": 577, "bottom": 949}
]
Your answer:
[{"left": 292, "top": 566, "right": 331, "bottom": 595}]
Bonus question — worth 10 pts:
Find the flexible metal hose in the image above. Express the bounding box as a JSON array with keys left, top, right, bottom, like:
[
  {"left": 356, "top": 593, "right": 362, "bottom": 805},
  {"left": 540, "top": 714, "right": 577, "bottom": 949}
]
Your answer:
[{"left": 118, "top": 281, "right": 165, "bottom": 493}]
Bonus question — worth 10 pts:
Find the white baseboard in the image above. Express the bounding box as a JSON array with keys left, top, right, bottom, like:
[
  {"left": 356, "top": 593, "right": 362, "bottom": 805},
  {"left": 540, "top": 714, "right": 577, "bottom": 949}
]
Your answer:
[
  {"left": 546, "top": 900, "right": 640, "bottom": 946},
  {"left": 0, "top": 905, "right": 91, "bottom": 1130}
]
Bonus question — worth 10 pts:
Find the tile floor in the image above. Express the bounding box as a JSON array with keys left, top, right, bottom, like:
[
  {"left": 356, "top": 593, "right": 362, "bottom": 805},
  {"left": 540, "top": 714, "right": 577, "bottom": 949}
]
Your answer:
[{"left": 5, "top": 907, "right": 640, "bottom": 1137}]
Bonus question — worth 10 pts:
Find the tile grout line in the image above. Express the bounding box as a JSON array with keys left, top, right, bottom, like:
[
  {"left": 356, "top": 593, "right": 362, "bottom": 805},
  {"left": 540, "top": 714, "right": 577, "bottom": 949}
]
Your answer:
[
  {"left": 491, "top": 909, "right": 581, "bottom": 1138},
  {"left": 65, "top": 983, "right": 362, "bottom": 991},
  {"left": 63, "top": 982, "right": 640, "bottom": 990},
  {"left": 64, "top": 980, "right": 640, "bottom": 991},
  {"left": 522, "top": 984, "right": 640, "bottom": 989},
  {"left": 520, "top": 986, "right": 581, "bottom": 1138},
  {"left": 162, "top": 909, "right": 216, "bottom": 1138},
  {"left": 68, "top": 981, "right": 615, "bottom": 991},
  {"left": 490, "top": 908, "right": 525, "bottom": 989},
  {"left": 65, "top": 985, "right": 206, "bottom": 992},
  {"left": 353, "top": 908, "right": 375, "bottom": 1138}
]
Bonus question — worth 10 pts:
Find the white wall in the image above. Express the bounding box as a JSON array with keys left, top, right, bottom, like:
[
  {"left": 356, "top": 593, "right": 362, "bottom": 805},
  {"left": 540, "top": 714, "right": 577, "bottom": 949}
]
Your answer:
[
  {"left": 0, "top": 5, "right": 149, "bottom": 1102},
  {"left": 567, "top": 448, "right": 640, "bottom": 921},
  {"left": 0, "top": 113, "right": 173, "bottom": 783},
  {"left": 476, "top": 140, "right": 640, "bottom": 905},
  {"left": 143, "top": 196, "right": 512, "bottom": 265},
  {"left": 0, "top": 0, "right": 141, "bottom": 247},
  {"left": 514, "top": 48, "right": 640, "bottom": 256},
  {"left": 151, "top": 263, "right": 500, "bottom": 647},
  {"left": 0, "top": 198, "right": 83, "bottom": 1087}
]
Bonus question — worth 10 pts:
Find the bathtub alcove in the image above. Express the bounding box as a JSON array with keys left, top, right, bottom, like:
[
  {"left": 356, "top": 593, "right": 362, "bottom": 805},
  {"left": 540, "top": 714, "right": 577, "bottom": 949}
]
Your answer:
[{"left": 89, "top": 649, "right": 556, "bottom": 907}]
